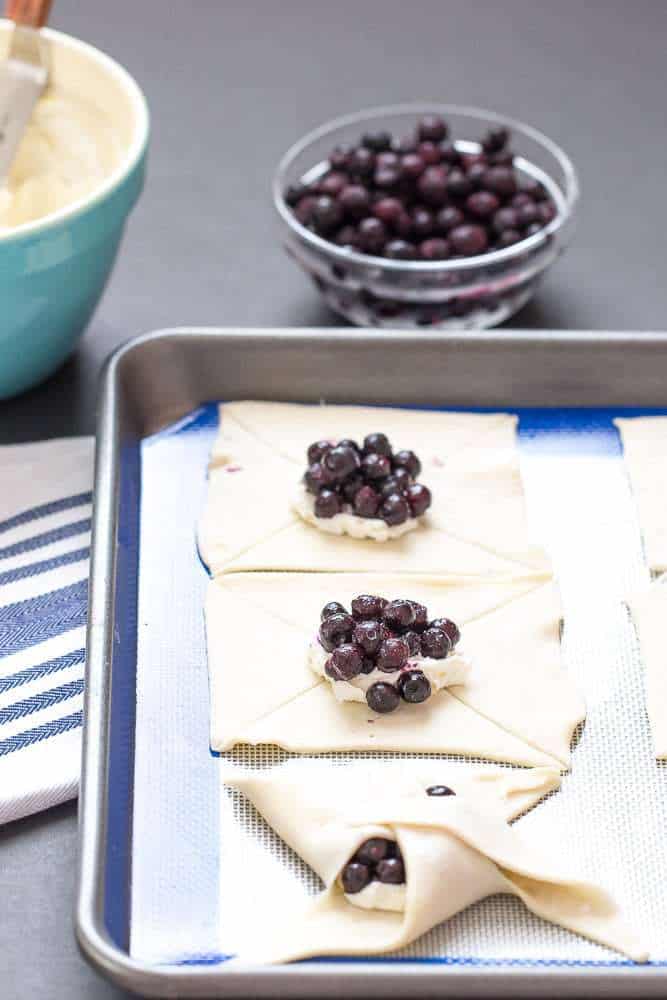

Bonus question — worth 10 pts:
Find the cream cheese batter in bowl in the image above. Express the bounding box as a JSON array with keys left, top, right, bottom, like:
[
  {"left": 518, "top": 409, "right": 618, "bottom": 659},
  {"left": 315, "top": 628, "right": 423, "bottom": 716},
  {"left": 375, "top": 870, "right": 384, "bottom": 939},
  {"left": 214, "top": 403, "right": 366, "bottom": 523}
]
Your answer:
[{"left": 0, "top": 20, "right": 149, "bottom": 398}]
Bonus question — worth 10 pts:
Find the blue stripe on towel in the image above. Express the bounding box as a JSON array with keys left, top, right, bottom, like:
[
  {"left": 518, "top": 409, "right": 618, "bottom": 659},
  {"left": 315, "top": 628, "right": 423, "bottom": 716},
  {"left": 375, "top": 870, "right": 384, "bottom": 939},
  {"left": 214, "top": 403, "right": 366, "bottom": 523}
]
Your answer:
[
  {"left": 0, "top": 492, "right": 92, "bottom": 536},
  {"left": 0, "top": 709, "right": 83, "bottom": 758},
  {"left": 0, "top": 519, "right": 91, "bottom": 561},
  {"left": 0, "top": 580, "right": 88, "bottom": 657},
  {"left": 0, "top": 547, "right": 89, "bottom": 587},
  {"left": 0, "top": 648, "right": 86, "bottom": 694},
  {"left": 0, "top": 677, "right": 84, "bottom": 725}
]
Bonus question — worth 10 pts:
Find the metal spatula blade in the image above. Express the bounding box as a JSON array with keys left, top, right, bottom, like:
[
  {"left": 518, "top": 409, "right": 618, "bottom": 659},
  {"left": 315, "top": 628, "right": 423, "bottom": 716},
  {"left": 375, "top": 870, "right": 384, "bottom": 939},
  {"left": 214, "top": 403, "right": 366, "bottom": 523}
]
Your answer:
[{"left": 0, "top": 0, "right": 52, "bottom": 182}]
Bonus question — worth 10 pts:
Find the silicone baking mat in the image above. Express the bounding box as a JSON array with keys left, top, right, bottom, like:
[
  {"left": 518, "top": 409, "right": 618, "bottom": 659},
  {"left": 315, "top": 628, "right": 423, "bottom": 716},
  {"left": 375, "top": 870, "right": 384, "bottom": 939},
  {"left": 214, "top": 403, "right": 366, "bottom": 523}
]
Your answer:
[{"left": 125, "top": 404, "right": 666, "bottom": 967}]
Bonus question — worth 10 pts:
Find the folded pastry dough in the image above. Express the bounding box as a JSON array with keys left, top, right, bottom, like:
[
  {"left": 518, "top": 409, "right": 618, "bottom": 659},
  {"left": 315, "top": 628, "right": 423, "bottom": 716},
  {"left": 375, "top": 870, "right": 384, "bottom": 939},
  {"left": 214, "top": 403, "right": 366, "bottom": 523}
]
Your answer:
[
  {"left": 627, "top": 580, "right": 667, "bottom": 758},
  {"left": 615, "top": 416, "right": 667, "bottom": 572},
  {"left": 224, "top": 763, "right": 647, "bottom": 964},
  {"left": 206, "top": 572, "right": 584, "bottom": 767},
  {"left": 198, "top": 402, "right": 551, "bottom": 577}
]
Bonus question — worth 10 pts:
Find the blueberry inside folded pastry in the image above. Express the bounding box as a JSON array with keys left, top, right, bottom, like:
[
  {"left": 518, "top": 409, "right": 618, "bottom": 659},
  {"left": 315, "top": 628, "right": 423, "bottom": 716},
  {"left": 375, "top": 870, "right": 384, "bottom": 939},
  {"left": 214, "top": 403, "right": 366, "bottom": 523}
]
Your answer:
[
  {"left": 295, "top": 433, "right": 432, "bottom": 541},
  {"left": 224, "top": 765, "right": 647, "bottom": 964},
  {"left": 310, "top": 593, "right": 470, "bottom": 713}
]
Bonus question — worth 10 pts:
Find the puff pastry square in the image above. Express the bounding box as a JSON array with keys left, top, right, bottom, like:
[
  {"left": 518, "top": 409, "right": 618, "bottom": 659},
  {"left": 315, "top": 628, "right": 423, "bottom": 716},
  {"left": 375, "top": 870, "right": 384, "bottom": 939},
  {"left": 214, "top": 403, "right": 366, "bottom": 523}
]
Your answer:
[
  {"left": 224, "top": 763, "right": 646, "bottom": 964},
  {"left": 206, "top": 572, "right": 584, "bottom": 767},
  {"left": 198, "top": 402, "right": 551, "bottom": 577},
  {"left": 627, "top": 580, "right": 667, "bottom": 759}
]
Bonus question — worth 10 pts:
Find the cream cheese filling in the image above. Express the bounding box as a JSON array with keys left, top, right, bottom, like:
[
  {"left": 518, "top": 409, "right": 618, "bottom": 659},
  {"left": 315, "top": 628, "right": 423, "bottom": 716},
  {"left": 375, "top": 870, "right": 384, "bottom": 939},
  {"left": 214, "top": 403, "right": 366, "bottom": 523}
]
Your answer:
[
  {"left": 343, "top": 881, "right": 406, "bottom": 912},
  {"left": 292, "top": 484, "right": 419, "bottom": 542},
  {"left": 308, "top": 640, "right": 471, "bottom": 704},
  {"left": 0, "top": 90, "right": 121, "bottom": 231}
]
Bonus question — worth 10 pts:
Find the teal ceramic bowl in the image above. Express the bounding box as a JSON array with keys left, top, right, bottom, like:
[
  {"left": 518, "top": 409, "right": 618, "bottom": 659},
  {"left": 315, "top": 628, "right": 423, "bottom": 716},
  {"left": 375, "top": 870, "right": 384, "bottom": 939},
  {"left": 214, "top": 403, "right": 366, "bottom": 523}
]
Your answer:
[{"left": 0, "top": 22, "right": 149, "bottom": 399}]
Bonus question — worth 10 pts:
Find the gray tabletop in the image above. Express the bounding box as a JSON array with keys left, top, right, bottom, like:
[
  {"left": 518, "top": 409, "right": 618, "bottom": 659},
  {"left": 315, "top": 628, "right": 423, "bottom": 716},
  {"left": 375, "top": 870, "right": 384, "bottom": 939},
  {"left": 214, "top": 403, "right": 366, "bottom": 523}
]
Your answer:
[{"left": 1, "top": 1, "right": 665, "bottom": 996}]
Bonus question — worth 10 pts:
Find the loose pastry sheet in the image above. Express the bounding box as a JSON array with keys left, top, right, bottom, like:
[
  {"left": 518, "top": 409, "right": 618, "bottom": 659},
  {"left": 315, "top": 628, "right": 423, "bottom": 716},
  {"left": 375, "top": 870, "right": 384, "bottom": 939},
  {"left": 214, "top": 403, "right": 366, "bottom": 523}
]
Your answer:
[
  {"left": 615, "top": 415, "right": 667, "bottom": 573},
  {"left": 198, "top": 402, "right": 551, "bottom": 577},
  {"left": 206, "top": 572, "right": 582, "bottom": 767},
  {"left": 224, "top": 764, "right": 646, "bottom": 964}
]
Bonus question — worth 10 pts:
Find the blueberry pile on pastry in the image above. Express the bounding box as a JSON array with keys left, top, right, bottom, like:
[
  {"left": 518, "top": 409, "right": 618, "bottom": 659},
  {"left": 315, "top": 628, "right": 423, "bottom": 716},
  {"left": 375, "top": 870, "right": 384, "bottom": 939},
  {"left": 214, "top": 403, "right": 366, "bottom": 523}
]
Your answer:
[
  {"left": 294, "top": 433, "right": 432, "bottom": 541},
  {"left": 308, "top": 594, "right": 470, "bottom": 713}
]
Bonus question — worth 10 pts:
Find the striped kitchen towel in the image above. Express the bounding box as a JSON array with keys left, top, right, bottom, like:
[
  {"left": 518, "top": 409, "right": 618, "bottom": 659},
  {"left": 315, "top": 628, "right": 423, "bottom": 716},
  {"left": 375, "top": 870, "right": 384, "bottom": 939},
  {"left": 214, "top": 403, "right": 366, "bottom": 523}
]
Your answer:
[{"left": 0, "top": 437, "right": 93, "bottom": 825}]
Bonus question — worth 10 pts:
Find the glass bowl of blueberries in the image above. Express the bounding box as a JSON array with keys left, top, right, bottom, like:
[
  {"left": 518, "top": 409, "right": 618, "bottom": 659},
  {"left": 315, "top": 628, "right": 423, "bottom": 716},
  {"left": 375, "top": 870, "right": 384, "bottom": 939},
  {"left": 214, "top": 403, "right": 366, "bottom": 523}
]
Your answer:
[{"left": 273, "top": 104, "right": 578, "bottom": 329}]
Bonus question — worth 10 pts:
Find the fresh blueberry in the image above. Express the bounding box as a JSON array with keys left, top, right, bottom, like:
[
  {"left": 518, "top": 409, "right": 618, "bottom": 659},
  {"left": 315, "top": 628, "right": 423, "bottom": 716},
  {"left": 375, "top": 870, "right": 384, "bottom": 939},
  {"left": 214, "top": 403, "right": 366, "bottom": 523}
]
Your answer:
[
  {"left": 385, "top": 239, "right": 417, "bottom": 260},
  {"left": 307, "top": 440, "right": 332, "bottom": 464},
  {"left": 321, "top": 601, "right": 347, "bottom": 620},
  {"left": 398, "top": 669, "right": 432, "bottom": 703},
  {"left": 496, "top": 228, "right": 521, "bottom": 247},
  {"left": 416, "top": 140, "right": 443, "bottom": 165},
  {"left": 362, "top": 130, "right": 392, "bottom": 152},
  {"left": 483, "top": 166, "right": 517, "bottom": 197},
  {"left": 358, "top": 217, "right": 388, "bottom": 254},
  {"left": 352, "top": 594, "right": 388, "bottom": 620},
  {"left": 319, "top": 612, "right": 355, "bottom": 651},
  {"left": 341, "top": 472, "right": 365, "bottom": 502},
  {"left": 329, "top": 144, "right": 352, "bottom": 170},
  {"left": 379, "top": 469, "right": 411, "bottom": 498},
  {"left": 319, "top": 171, "right": 349, "bottom": 197},
  {"left": 417, "top": 165, "right": 449, "bottom": 206},
  {"left": 406, "top": 483, "right": 432, "bottom": 517},
  {"left": 418, "top": 114, "right": 448, "bottom": 142},
  {"left": 420, "top": 627, "right": 452, "bottom": 659},
  {"left": 376, "top": 856, "right": 405, "bottom": 884},
  {"left": 328, "top": 642, "right": 364, "bottom": 680},
  {"left": 383, "top": 599, "right": 416, "bottom": 631},
  {"left": 377, "top": 637, "right": 410, "bottom": 671},
  {"left": 429, "top": 617, "right": 461, "bottom": 647},
  {"left": 372, "top": 197, "right": 403, "bottom": 226},
  {"left": 363, "top": 432, "right": 392, "bottom": 456},
  {"left": 353, "top": 620, "right": 384, "bottom": 656},
  {"left": 339, "top": 184, "right": 371, "bottom": 219},
  {"left": 348, "top": 147, "right": 376, "bottom": 177},
  {"left": 466, "top": 190, "right": 500, "bottom": 219},
  {"left": 409, "top": 602, "right": 429, "bottom": 632},
  {"left": 341, "top": 861, "right": 372, "bottom": 893},
  {"left": 436, "top": 204, "right": 465, "bottom": 233},
  {"left": 304, "top": 462, "right": 330, "bottom": 494},
  {"left": 449, "top": 223, "right": 488, "bottom": 256},
  {"left": 419, "top": 237, "right": 451, "bottom": 260},
  {"left": 362, "top": 453, "right": 392, "bottom": 480},
  {"left": 400, "top": 153, "right": 426, "bottom": 179},
  {"left": 393, "top": 449, "right": 421, "bottom": 478},
  {"left": 380, "top": 493, "right": 410, "bottom": 526},
  {"left": 446, "top": 169, "right": 471, "bottom": 198},
  {"left": 324, "top": 444, "right": 360, "bottom": 480},
  {"left": 314, "top": 489, "right": 342, "bottom": 518},
  {"left": 312, "top": 195, "right": 344, "bottom": 232},
  {"left": 492, "top": 206, "right": 519, "bottom": 235},
  {"left": 482, "top": 127, "right": 509, "bottom": 153},
  {"left": 366, "top": 682, "right": 401, "bottom": 713},
  {"left": 355, "top": 838, "right": 392, "bottom": 864},
  {"left": 411, "top": 206, "right": 435, "bottom": 238},
  {"left": 426, "top": 785, "right": 456, "bottom": 797},
  {"left": 354, "top": 484, "right": 381, "bottom": 518}
]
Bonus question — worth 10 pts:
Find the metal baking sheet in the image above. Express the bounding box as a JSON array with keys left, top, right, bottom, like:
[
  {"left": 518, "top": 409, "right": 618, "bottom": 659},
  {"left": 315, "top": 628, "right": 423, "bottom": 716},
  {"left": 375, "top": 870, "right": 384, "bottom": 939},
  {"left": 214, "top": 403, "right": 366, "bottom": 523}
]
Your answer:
[{"left": 77, "top": 327, "right": 667, "bottom": 997}]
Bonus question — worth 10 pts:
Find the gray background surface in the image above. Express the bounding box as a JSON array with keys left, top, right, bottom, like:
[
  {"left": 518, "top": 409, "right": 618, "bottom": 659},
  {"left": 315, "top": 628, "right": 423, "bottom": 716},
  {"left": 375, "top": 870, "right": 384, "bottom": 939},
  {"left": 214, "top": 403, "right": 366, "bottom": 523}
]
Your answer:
[{"left": 0, "top": 1, "right": 665, "bottom": 996}]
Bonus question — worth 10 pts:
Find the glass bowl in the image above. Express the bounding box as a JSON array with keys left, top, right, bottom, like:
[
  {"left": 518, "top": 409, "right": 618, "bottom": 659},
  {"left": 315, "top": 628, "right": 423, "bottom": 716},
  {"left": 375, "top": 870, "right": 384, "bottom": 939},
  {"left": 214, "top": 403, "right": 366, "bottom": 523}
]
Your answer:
[{"left": 273, "top": 103, "right": 578, "bottom": 330}]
